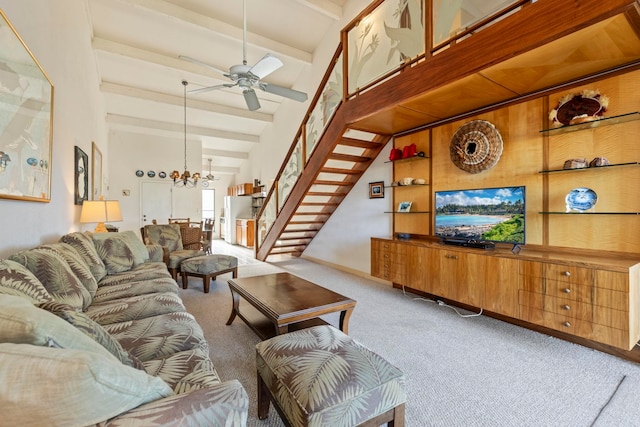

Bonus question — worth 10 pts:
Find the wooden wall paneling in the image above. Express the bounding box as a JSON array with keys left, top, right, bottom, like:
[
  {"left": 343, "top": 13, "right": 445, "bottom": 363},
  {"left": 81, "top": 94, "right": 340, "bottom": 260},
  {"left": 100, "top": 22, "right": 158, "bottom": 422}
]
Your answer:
[{"left": 430, "top": 100, "right": 545, "bottom": 245}]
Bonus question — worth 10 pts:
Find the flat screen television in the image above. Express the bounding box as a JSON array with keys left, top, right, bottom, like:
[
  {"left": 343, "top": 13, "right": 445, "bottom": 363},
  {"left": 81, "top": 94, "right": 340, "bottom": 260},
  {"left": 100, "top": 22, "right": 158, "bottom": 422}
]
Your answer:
[{"left": 434, "top": 186, "right": 526, "bottom": 246}]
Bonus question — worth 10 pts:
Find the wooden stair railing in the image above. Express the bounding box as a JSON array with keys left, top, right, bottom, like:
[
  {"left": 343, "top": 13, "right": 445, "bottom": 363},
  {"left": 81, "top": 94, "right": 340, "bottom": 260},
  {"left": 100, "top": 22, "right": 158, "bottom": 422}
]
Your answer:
[{"left": 256, "top": 105, "right": 391, "bottom": 260}]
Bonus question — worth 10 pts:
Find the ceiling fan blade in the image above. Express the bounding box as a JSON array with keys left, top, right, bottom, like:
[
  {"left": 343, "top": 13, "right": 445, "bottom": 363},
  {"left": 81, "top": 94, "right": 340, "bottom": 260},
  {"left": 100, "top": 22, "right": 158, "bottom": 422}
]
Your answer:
[
  {"left": 189, "top": 83, "right": 236, "bottom": 94},
  {"left": 179, "top": 55, "right": 229, "bottom": 77},
  {"left": 260, "top": 83, "right": 308, "bottom": 102},
  {"left": 249, "top": 53, "right": 283, "bottom": 79},
  {"left": 243, "top": 89, "right": 261, "bottom": 111}
]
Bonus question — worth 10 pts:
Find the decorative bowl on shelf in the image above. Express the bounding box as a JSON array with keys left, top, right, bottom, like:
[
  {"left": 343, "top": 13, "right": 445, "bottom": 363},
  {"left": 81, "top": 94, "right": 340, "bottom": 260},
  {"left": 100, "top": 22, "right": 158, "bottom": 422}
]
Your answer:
[
  {"left": 565, "top": 187, "right": 597, "bottom": 212},
  {"left": 399, "top": 177, "right": 414, "bottom": 186}
]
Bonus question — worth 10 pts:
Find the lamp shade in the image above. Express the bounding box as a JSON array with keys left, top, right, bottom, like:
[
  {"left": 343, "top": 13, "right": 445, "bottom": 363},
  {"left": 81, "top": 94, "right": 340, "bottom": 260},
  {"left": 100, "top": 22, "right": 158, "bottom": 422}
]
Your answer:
[{"left": 80, "top": 200, "right": 122, "bottom": 232}]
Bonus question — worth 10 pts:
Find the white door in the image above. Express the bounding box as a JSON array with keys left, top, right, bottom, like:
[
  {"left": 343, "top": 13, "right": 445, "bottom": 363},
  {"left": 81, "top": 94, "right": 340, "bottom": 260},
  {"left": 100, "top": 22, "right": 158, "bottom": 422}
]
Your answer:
[{"left": 141, "top": 181, "right": 172, "bottom": 226}]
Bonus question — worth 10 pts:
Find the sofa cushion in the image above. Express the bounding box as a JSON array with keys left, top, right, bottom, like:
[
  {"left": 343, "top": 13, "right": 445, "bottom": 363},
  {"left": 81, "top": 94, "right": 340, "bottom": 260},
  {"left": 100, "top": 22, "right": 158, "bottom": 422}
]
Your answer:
[
  {"left": 9, "top": 248, "right": 92, "bottom": 310},
  {"left": 38, "top": 242, "right": 98, "bottom": 297},
  {"left": 102, "top": 311, "right": 208, "bottom": 362},
  {"left": 38, "top": 301, "right": 144, "bottom": 370},
  {"left": 142, "top": 347, "right": 221, "bottom": 393},
  {"left": 93, "top": 277, "right": 179, "bottom": 304},
  {"left": 0, "top": 259, "right": 53, "bottom": 304},
  {"left": 86, "top": 292, "right": 186, "bottom": 325},
  {"left": 97, "top": 261, "right": 172, "bottom": 288},
  {"left": 60, "top": 231, "right": 108, "bottom": 282},
  {"left": 119, "top": 230, "right": 151, "bottom": 265},
  {"left": 0, "top": 295, "right": 117, "bottom": 361},
  {"left": 0, "top": 342, "right": 173, "bottom": 426}
]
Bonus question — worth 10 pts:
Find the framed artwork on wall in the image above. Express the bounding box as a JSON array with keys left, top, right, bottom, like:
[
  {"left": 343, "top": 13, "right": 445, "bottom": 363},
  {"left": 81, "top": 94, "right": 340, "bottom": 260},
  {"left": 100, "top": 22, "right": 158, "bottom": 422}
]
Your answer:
[
  {"left": 0, "top": 9, "right": 54, "bottom": 202},
  {"left": 369, "top": 181, "right": 384, "bottom": 199},
  {"left": 74, "top": 146, "right": 88, "bottom": 205},
  {"left": 92, "top": 142, "right": 102, "bottom": 200}
]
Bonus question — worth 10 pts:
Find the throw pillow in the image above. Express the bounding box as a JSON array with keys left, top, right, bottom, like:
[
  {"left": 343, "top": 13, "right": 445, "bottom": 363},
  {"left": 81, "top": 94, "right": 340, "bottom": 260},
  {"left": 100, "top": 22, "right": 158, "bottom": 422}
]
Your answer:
[
  {"left": 119, "top": 230, "right": 150, "bottom": 265},
  {"left": 0, "top": 343, "right": 173, "bottom": 426},
  {"left": 38, "top": 301, "right": 144, "bottom": 370},
  {"left": 0, "top": 294, "right": 117, "bottom": 361},
  {"left": 92, "top": 233, "right": 136, "bottom": 274},
  {"left": 9, "top": 248, "right": 92, "bottom": 310},
  {"left": 38, "top": 242, "right": 98, "bottom": 298},
  {"left": 60, "top": 231, "right": 108, "bottom": 282},
  {"left": 0, "top": 259, "right": 54, "bottom": 304}
]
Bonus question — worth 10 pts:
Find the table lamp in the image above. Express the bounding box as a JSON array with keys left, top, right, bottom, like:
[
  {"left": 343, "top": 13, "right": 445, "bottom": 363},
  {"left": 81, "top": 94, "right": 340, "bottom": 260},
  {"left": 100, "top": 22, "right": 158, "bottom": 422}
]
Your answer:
[{"left": 80, "top": 199, "right": 123, "bottom": 233}]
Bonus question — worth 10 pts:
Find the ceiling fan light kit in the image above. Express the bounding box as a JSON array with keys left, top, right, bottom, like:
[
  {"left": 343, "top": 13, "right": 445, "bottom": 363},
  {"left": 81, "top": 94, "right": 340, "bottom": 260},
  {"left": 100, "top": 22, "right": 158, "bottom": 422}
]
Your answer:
[
  {"left": 173, "top": 80, "right": 200, "bottom": 188},
  {"left": 179, "top": 0, "right": 308, "bottom": 111}
]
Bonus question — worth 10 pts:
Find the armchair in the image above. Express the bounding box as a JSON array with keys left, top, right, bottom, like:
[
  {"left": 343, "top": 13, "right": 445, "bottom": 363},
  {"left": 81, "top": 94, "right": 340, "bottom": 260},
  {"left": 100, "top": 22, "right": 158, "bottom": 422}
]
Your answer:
[{"left": 142, "top": 224, "right": 204, "bottom": 280}]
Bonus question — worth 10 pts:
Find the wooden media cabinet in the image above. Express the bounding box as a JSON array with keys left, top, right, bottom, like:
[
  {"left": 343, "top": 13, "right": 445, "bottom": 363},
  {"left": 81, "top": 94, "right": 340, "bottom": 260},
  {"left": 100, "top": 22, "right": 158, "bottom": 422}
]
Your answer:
[{"left": 372, "top": 237, "right": 640, "bottom": 359}]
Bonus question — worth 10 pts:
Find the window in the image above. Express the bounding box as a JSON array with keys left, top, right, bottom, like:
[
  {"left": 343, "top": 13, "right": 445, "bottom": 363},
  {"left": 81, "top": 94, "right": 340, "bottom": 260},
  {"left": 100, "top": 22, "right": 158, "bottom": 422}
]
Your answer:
[{"left": 202, "top": 189, "right": 215, "bottom": 219}]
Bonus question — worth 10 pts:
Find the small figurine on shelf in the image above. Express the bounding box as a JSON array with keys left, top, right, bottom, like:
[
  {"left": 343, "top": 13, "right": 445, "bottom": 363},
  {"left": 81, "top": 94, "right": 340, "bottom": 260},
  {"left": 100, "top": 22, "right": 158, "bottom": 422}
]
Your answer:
[
  {"left": 402, "top": 143, "right": 417, "bottom": 158},
  {"left": 389, "top": 148, "right": 402, "bottom": 161}
]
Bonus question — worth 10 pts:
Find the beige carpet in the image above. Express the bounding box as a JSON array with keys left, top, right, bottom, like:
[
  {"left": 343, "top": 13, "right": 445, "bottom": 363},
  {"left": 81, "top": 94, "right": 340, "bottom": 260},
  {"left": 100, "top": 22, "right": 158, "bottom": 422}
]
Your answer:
[{"left": 179, "top": 240, "right": 640, "bottom": 427}]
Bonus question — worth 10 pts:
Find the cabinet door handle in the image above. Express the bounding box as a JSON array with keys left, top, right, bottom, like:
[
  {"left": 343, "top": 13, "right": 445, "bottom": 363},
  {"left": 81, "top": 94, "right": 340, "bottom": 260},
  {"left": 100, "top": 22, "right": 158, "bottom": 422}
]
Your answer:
[
  {"left": 563, "top": 288, "right": 571, "bottom": 294},
  {"left": 563, "top": 321, "right": 571, "bottom": 328},
  {"left": 562, "top": 305, "right": 570, "bottom": 311},
  {"left": 445, "top": 254, "right": 458, "bottom": 260},
  {"left": 563, "top": 271, "right": 571, "bottom": 277}
]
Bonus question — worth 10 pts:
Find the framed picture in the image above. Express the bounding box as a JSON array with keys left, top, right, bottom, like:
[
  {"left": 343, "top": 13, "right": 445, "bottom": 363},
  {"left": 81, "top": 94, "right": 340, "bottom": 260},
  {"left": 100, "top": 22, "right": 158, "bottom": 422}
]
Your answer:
[
  {"left": 369, "top": 181, "right": 384, "bottom": 199},
  {"left": 92, "top": 141, "right": 102, "bottom": 200},
  {"left": 0, "top": 9, "right": 54, "bottom": 202},
  {"left": 397, "top": 201, "right": 412, "bottom": 212},
  {"left": 74, "top": 146, "right": 88, "bottom": 205}
]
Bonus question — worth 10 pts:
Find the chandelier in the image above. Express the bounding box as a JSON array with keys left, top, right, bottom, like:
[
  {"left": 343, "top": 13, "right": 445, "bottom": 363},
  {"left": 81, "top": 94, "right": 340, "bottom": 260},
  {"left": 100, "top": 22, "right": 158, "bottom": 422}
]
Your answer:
[{"left": 171, "top": 80, "right": 200, "bottom": 187}]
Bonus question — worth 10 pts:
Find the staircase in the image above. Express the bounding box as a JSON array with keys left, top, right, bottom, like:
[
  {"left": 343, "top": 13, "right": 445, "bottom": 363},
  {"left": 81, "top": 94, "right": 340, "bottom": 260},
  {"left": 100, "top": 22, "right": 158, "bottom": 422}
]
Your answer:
[{"left": 256, "top": 104, "right": 390, "bottom": 260}]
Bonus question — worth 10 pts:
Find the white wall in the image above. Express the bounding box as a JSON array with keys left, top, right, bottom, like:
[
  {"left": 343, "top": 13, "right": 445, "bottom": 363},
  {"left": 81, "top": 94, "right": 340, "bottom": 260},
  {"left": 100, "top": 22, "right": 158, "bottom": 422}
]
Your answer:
[
  {"left": 303, "top": 143, "right": 393, "bottom": 273},
  {"left": 239, "top": 0, "right": 392, "bottom": 275},
  {"left": 0, "top": 0, "right": 108, "bottom": 258},
  {"left": 108, "top": 131, "right": 203, "bottom": 232}
]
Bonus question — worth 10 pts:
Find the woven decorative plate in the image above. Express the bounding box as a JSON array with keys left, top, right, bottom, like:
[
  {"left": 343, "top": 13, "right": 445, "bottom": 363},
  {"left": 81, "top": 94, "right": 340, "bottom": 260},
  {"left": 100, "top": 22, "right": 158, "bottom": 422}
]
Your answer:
[{"left": 449, "top": 120, "right": 503, "bottom": 174}]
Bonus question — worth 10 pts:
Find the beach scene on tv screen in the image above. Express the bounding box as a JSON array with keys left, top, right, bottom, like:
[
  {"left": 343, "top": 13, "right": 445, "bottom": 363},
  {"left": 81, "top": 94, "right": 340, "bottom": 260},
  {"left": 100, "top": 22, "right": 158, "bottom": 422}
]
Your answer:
[{"left": 435, "top": 187, "right": 525, "bottom": 243}]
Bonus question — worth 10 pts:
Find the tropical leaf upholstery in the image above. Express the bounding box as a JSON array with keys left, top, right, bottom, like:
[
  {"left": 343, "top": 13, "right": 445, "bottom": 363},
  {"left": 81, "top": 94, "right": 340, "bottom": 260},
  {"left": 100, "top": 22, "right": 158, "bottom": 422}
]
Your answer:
[
  {"left": 93, "top": 277, "right": 179, "bottom": 304},
  {"left": 0, "top": 259, "right": 54, "bottom": 304},
  {"left": 103, "top": 312, "right": 208, "bottom": 362},
  {"left": 143, "top": 224, "right": 204, "bottom": 279},
  {"left": 9, "top": 247, "right": 93, "bottom": 310},
  {"left": 86, "top": 292, "right": 186, "bottom": 325},
  {"left": 1, "top": 231, "right": 249, "bottom": 426},
  {"left": 256, "top": 325, "right": 406, "bottom": 427},
  {"left": 97, "top": 380, "right": 249, "bottom": 427},
  {"left": 38, "top": 301, "right": 144, "bottom": 370},
  {"left": 60, "top": 231, "right": 108, "bottom": 282}
]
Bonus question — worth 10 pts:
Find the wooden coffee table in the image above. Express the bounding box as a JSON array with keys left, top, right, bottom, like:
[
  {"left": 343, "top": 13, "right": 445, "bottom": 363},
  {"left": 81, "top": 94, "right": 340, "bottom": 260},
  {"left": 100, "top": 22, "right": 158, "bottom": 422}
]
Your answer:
[{"left": 226, "top": 272, "right": 356, "bottom": 339}]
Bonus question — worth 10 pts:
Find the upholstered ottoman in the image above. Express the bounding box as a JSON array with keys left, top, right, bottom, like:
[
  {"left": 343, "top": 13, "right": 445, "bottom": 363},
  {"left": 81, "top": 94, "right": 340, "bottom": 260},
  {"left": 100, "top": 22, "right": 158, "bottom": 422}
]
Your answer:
[
  {"left": 256, "top": 325, "right": 406, "bottom": 427},
  {"left": 180, "top": 254, "right": 238, "bottom": 293}
]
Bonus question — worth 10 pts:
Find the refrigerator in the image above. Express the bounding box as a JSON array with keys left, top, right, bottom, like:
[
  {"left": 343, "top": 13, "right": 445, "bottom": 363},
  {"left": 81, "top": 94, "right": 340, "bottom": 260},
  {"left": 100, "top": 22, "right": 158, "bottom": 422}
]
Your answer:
[{"left": 223, "top": 196, "right": 252, "bottom": 244}]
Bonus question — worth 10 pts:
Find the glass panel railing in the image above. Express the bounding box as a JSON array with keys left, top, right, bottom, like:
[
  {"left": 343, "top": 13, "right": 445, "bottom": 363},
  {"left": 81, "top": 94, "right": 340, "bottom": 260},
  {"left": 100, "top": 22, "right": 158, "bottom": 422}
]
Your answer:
[
  {"left": 257, "top": 187, "right": 277, "bottom": 248},
  {"left": 277, "top": 138, "right": 303, "bottom": 211},
  {"left": 306, "top": 53, "right": 343, "bottom": 160},
  {"left": 432, "top": 0, "right": 523, "bottom": 47},
  {"left": 347, "top": 0, "right": 424, "bottom": 95}
]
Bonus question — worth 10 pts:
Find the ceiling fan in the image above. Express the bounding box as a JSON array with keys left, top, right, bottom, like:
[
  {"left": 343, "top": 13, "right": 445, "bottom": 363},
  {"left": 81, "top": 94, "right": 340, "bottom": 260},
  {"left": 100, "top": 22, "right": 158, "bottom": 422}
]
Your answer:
[
  {"left": 179, "top": 0, "right": 308, "bottom": 111},
  {"left": 202, "top": 158, "right": 220, "bottom": 187}
]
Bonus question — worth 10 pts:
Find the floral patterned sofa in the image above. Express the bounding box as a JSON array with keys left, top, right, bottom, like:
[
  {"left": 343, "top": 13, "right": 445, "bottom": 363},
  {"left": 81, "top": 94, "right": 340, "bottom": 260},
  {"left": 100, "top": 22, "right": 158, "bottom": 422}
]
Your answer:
[{"left": 0, "top": 230, "right": 248, "bottom": 426}]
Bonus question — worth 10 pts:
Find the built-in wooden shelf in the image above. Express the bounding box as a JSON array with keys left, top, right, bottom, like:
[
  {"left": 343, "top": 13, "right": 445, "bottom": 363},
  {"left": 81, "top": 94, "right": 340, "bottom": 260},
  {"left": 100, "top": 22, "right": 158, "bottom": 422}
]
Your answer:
[
  {"left": 540, "top": 212, "right": 640, "bottom": 215},
  {"left": 540, "top": 112, "right": 640, "bottom": 135},
  {"left": 539, "top": 161, "right": 639, "bottom": 174},
  {"left": 386, "top": 183, "right": 430, "bottom": 188},
  {"left": 384, "top": 155, "right": 429, "bottom": 163}
]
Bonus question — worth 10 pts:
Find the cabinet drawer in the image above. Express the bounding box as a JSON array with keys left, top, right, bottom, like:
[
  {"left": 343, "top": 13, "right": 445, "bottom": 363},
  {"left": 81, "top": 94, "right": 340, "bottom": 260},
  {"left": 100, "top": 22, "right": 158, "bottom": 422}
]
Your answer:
[
  {"left": 543, "top": 296, "right": 592, "bottom": 321},
  {"left": 378, "top": 250, "right": 405, "bottom": 264},
  {"left": 545, "top": 280, "right": 592, "bottom": 303},
  {"left": 593, "top": 287, "right": 628, "bottom": 310},
  {"left": 380, "top": 242, "right": 407, "bottom": 255},
  {"left": 545, "top": 264, "right": 593, "bottom": 284},
  {"left": 521, "top": 310, "right": 593, "bottom": 338}
]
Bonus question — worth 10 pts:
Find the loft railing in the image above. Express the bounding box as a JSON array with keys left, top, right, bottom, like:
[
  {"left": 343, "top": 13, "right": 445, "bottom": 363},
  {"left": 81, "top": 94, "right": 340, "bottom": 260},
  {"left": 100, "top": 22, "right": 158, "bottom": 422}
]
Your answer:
[{"left": 255, "top": 0, "right": 533, "bottom": 255}]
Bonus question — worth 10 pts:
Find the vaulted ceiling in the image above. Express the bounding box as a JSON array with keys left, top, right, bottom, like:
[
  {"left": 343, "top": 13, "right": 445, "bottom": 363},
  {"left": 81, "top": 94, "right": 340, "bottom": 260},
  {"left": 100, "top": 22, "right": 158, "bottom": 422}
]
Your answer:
[{"left": 86, "top": 0, "right": 346, "bottom": 179}]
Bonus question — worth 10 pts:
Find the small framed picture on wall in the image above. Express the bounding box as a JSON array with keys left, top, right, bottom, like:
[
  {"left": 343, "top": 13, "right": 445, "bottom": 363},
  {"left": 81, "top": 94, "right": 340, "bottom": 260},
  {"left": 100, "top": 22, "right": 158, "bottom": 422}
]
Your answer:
[
  {"left": 369, "top": 181, "right": 384, "bottom": 199},
  {"left": 397, "top": 201, "right": 412, "bottom": 212}
]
